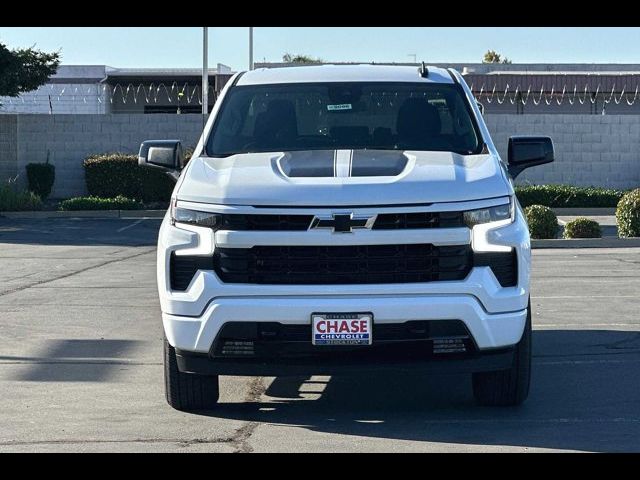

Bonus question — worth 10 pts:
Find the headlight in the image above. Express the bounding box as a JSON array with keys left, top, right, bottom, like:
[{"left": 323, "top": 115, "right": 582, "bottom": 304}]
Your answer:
[
  {"left": 171, "top": 200, "right": 221, "bottom": 229},
  {"left": 463, "top": 198, "right": 513, "bottom": 228}
]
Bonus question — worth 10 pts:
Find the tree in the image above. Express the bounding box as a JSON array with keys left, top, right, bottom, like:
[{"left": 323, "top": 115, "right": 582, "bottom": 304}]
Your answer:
[
  {"left": 482, "top": 50, "right": 512, "bottom": 64},
  {"left": 0, "top": 42, "right": 60, "bottom": 98},
  {"left": 282, "top": 53, "right": 323, "bottom": 64}
]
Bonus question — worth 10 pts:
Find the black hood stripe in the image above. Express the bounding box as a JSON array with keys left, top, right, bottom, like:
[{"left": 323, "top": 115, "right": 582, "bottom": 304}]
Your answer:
[
  {"left": 279, "top": 150, "right": 335, "bottom": 177},
  {"left": 279, "top": 149, "right": 409, "bottom": 178},
  {"left": 351, "top": 150, "right": 409, "bottom": 177}
]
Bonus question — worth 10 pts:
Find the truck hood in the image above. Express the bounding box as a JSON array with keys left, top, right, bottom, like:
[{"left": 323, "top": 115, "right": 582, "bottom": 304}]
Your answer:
[{"left": 177, "top": 149, "right": 511, "bottom": 206}]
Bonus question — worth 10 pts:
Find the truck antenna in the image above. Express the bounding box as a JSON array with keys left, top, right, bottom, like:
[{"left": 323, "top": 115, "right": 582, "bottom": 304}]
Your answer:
[{"left": 418, "top": 62, "right": 429, "bottom": 78}]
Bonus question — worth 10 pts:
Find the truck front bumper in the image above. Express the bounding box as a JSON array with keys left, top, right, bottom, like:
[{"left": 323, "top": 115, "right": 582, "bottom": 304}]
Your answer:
[{"left": 163, "top": 291, "right": 528, "bottom": 355}]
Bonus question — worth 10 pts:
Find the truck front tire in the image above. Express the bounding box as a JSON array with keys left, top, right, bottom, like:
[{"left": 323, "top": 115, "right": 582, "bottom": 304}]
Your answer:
[
  {"left": 472, "top": 301, "right": 531, "bottom": 406},
  {"left": 164, "top": 336, "right": 220, "bottom": 411}
]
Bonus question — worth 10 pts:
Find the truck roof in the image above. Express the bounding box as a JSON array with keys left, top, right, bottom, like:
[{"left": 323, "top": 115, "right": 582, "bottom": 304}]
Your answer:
[{"left": 236, "top": 64, "right": 455, "bottom": 86}]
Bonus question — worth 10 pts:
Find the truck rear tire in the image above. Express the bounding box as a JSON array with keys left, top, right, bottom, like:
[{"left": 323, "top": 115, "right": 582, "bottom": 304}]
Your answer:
[
  {"left": 472, "top": 302, "right": 531, "bottom": 406},
  {"left": 164, "top": 336, "right": 219, "bottom": 411}
]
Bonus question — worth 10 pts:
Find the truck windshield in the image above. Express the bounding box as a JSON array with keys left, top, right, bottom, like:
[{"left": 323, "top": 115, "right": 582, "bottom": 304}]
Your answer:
[{"left": 207, "top": 82, "right": 483, "bottom": 156}]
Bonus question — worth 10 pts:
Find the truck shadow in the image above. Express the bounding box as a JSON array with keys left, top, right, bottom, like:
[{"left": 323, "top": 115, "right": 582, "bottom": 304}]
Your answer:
[
  {"left": 4, "top": 339, "right": 144, "bottom": 382},
  {"left": 200, "top": 329, "right": 640, "bottom": 452}
]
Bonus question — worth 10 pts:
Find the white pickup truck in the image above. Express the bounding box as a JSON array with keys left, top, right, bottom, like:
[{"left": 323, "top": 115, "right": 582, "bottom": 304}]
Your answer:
[{"left": 139, "top": 64, "right": 554, "bottom": 411}]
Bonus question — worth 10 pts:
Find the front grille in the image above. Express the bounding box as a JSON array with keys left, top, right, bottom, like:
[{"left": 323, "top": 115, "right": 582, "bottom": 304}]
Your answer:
[
  {"left": 221, "top": 214, "right": 313, "bottom": 231},
  {"left": 171, "top": 248, "right": 518, "bottom": 290},
  {"left": 372, "top": 211, "right": 464, "bottom": 229},
  {"left": 474, "top": 250, "right": 518, "bottom": 287},
  {"left": 183, "top": 211, "right": 467, "bottom": 231},
  {"left": 213, "top": 244, "right": 472, "bottom": 285}
]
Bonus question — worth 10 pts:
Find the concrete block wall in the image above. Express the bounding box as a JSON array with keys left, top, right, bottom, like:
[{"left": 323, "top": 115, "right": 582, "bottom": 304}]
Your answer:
[
  {"left": 1, "top": 113, "right": 639, "bottom": 199},
  {"left": 6, "top": 114, "right": 206, "bottom": 198},
  {"left": 484, "top": 114, "right": 640, "bottom": 189},
  {"left": 0, "top": 116, "right": 18, "bottom": 184}
]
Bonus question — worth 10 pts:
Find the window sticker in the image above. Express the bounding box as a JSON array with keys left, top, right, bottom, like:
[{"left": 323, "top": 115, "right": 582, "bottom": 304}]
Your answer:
[{"left": 327, "top": 103, "right": 352, "bottom": 111}]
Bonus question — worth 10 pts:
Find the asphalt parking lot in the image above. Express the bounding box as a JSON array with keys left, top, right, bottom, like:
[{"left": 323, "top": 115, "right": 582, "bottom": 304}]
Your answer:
[{"left": 0, "top": 217, "right": 639, "bottom": 452}]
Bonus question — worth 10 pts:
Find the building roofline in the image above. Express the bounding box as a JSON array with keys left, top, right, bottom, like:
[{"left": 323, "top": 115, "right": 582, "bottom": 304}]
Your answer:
[{"left": 48, "top": 64, "right": 235, "bottom": 82}]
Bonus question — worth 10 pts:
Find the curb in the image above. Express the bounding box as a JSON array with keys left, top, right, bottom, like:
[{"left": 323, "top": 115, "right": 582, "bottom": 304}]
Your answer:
[
  {"left": 532, "top": 238, "right": 640, "bottom": 249},
  {"left": 119, "top": 210, "right": 166, "bottom": 219},
  {"left": 0, "top": 209, "right": 166, "bottom": 219}
]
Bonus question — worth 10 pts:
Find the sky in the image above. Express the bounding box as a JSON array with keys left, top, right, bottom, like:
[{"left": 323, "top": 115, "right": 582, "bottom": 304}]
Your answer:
[{"left": 1, "top": 27, "right": 640, "bottom": 71}]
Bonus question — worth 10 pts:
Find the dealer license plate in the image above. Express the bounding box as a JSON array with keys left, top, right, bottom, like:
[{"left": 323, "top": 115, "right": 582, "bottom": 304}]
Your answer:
[{"left": 312, "top": 313, "right": 373, "bottom": 346}]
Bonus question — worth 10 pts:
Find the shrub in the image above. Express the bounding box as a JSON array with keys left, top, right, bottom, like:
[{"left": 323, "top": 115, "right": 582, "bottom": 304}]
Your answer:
[
  {"left": 563, "top": 217, "right": 602, "bottom": 239},
  {"left": 25, "top": 162, "right": 56, "bottom": 200},
  {"left": 524, "top": 204, "right": 559, "bottom": 239},
  {"left": 0, "top": 183, "right": 42, "bottom": 211},
  {"left": 59, "top": 195, "right": 142, "bottom": 211},
  {"left": 515, "top": 185, "right": 625, "bottom": 208},
  {"left": 616, "top": 189, "right": 640, "bottom": 238},
  {"left": 83, "top": 153, "right": 174, "bottom": 203}
]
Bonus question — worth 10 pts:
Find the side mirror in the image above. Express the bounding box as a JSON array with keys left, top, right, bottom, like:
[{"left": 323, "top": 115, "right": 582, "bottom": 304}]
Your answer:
[
  {"left": 138, "top": 140, "right": 185, "bottom": 172},
  {"left": 507, "top": 136, "right": 554, "bottom": 178}
]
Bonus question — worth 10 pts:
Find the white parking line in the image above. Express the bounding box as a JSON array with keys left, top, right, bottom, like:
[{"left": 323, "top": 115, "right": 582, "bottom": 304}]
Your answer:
[{"left": 117, "top": 219, "right": 145, "bottom": 233}]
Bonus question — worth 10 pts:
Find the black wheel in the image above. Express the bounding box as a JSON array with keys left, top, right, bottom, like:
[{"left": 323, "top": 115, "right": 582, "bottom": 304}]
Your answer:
[
  {"left": 164, "top": 336, "right": 219, "bottom": 411},
  {"left": 472, "top": 301, "right": 531, "bottom": 406}
]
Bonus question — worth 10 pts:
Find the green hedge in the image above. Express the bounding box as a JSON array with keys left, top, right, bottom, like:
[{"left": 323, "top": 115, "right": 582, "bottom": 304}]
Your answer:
[
  {"left": 515, "top": 185, "right": 626, "bottom": 208},
  {"left": 616, "top": 189, "right": 640, "bottom": 238},
  {"left": 59, "top": 195, "right": 142, "bottom": 211},
  {"left": 0, "top": 184, "right": 42, "bottom": 211},
  {"left": 83, "top": 153, "right": 174, "bottom": 203},
  {"left": 563, "top": 217, "right": 602, "bottom": 239},
  {"left": 524, "top": 204, "right": 559, "bottom": 239},
  {"left": 25, "top": 162, "right": 55, "bottom": 200}
]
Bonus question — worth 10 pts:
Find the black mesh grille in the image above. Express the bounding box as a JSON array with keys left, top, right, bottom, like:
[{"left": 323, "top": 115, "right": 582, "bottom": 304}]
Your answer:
[
  {"left": 222, "top": 214, "right": 313, "bottom": 231},
  {"left": 474, "top": 250, "right": 518, "bottom": 287},
  {"left": 213, "top": 244, "right": 472, "bottom": 285},
  {"left": 172, "top": 247, "right": 518, "bottom": 290},
  {"left": 372, "top": 211, "right": 465, "bottom": 229}
]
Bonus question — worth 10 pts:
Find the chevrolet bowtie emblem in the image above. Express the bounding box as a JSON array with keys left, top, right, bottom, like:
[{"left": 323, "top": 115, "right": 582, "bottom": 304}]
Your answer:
[{"left": 310, "top": 213, "right": 376, "bottom": 233}]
